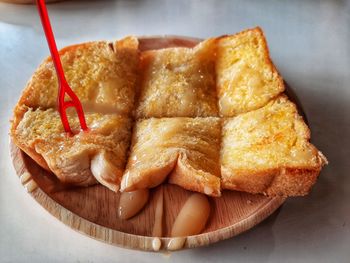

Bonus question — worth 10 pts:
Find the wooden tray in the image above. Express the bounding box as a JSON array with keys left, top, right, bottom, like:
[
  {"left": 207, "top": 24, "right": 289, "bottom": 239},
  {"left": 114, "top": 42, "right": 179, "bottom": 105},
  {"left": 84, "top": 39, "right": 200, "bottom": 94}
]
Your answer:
[{"left": 10, "top": 36, "right": 287, "bottom": 251}]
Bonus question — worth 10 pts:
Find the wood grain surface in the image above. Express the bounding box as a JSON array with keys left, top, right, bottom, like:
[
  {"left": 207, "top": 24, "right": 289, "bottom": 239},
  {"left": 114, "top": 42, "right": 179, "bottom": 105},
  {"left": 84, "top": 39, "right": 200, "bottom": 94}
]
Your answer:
[
  {"left": 9, "top": 36, "right": 286, "bottom": 251},
  {"left": 10, "top": 141, "right": 285, "bottom": 251}
]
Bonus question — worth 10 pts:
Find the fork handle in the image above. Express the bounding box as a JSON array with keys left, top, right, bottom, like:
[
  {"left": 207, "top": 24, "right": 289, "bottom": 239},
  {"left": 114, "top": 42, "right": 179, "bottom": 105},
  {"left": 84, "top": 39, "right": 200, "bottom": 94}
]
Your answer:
[
  {"left": 36, "top": 0, "right": 88, "bottom": 134},
  {"left": 36, "top": 0, "right": 66, "bottom": 83}
]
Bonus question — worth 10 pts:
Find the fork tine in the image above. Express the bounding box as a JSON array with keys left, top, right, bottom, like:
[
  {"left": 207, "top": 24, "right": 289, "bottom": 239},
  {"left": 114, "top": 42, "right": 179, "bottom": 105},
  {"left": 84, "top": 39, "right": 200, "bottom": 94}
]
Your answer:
[{"left": 37, "top": 0, "right": 88, "bottom": 134}]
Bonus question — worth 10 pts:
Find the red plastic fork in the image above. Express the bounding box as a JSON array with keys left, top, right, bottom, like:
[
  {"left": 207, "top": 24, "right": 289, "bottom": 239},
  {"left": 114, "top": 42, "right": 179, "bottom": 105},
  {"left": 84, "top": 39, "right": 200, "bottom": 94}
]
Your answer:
[{"left": 36, "top": 0, "right": 88, "bottom": 134}]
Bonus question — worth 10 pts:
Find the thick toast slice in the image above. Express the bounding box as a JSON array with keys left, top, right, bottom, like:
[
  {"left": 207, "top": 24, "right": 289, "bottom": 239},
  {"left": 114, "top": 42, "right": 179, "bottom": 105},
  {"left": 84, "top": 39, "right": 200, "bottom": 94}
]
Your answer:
[
  {"left": 10, "top": 37, "right": 139, "bottom": 191},
  {"left": 12, "top": 108, "right": 131, "bottom": 190},
  {"left": 136, "top": 39, "right": 218, "bottom": 118},
  {"left": 121, "top": 118, "right": 221, "bottom": 196},
  {"left": 18, "top": 37, "right": 139, "bottom": 116},
  {"left": 216, "top": 27, "right": 284, "bottom": 117},
  {"left": 221, "top": 95, "right": 327, "bottom": 196}
]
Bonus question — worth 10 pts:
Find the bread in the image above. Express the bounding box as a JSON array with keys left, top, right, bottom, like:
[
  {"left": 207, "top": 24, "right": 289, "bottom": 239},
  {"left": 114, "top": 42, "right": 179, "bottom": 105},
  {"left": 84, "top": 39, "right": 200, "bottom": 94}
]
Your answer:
[
  {"left": 216, "top": 27, "right": 284, "bottom": 117},
  {"left": 121, "top": 118, "right": 221, "bottom": 197},
  {"left": 136, "top": 39, "right": 218, "bottom": 118},
  {"left": 221, "top": 95, "right": 327, "bottom": 196},
  {"left": 17, "top": 37, "right": 139, "bottom": 116},
  {"left": 10, "top": 37, "right": 139, "bottom": 191},
  {"left": 10, "top": 28, "right": 327, "bottom": 197}
]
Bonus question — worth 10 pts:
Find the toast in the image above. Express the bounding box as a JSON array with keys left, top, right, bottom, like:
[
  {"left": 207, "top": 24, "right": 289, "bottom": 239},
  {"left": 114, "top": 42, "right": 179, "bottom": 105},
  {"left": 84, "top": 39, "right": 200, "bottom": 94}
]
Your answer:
[
  {"left": 17, "top": 37, "right": 139, "bottom": 116},
  {"left": 121, "top": 118, "right": 221, "bottom": 196},
  {"left": 136, "top": 39, "right": 218, "bottom": 118},
  {"left": 10, "top": 28, "right": 327, "bottom": 197},
  {"left": 13, "top": 108, "right": 131, "bottom": 190},
  {"left": 216, "top": 27, "right": 284, "bottom": 117},
  {"left": 10, "top": 37, "right": 139, "bottom": 191},
  {"left": 221, "top": 95, "right": 327, "bottom": 196}
]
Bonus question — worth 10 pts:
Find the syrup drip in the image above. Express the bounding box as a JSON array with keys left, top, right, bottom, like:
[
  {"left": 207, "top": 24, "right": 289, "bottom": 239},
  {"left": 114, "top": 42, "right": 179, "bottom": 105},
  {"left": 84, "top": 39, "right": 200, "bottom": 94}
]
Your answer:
[
  {"left": 171, "top": 193, "right": 210, "bottom": 237},
  {"left": 118, "top": 189, "right": 149, "bottom": 220},
  {"left": 167, "top": 237, "right": 186, "bottom": 251},
  {"left": 36, "top": 0, "right": 88, "bottom": 134}
]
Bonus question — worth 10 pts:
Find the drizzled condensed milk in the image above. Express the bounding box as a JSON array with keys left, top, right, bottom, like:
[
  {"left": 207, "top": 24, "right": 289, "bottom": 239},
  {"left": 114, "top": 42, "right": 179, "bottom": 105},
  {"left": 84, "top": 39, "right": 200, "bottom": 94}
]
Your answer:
[
  {"left": 118, "top": 189, "right": 149, "bottom": 219},
  {"left": 167, "top": 237, "right": 186, "bottom": 251},
  {"left": 171, "top": 193, "right": 210, "bottom": 237}
]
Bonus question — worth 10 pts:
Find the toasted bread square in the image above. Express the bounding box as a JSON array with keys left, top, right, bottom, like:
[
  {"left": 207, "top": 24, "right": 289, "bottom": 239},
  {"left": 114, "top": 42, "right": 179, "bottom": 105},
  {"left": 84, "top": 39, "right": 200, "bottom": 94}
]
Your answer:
[
  {"left": 12, "top": 107, "right": 132, "bottom": 191},
  {"left": 121, "top": 117, "right": 221, "bottom": 196},
  {"left": 18, "top": 37, "right": 139, "bottom": 116},
  {"left": 136, "top": 39, "right": 218, "bottom": 118},
  {"left": 216, "top": 27, "right": 284, "bottom": 117},
  {"left": 10, "top": 37, "right": 139, "bottom": 191},
  {"left": 221, "top": 95, "right": 327, "bottom": 196}
]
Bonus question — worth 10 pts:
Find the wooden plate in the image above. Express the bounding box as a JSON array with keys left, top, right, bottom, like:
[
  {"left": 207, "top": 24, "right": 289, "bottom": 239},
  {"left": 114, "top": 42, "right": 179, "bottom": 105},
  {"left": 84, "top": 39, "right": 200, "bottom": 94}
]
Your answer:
[{"left": 10, "top": 36, "right": 288, "bottom": 251}]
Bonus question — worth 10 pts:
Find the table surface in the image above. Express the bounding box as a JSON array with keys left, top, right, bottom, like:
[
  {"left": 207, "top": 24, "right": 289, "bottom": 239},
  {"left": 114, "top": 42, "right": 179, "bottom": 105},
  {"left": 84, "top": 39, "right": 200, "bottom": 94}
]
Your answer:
[{"left": 0, "top": 1, "right": 349, "bottom": 262}]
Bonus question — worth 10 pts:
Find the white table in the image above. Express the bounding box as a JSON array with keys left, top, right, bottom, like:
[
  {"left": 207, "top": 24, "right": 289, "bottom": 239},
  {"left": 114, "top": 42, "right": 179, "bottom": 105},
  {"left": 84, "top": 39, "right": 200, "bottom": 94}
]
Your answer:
[{"left": 0, "top": 1, "right": 349, "bottom": 262}]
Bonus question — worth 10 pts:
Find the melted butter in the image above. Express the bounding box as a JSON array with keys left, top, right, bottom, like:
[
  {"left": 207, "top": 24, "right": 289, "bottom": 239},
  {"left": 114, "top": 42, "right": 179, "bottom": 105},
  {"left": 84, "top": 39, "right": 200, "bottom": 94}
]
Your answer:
[
  {"left": 118, "top": 189, "right": 149, "bottom": 220},
  {"left": 152, "top": 187, "right": 164, "bottom": 237},
  {"left": 171, "top": 193, "right": 210, "bottom": 237},
  {"left": 167, "top": 237, "right": 186, "bottom": 251}
]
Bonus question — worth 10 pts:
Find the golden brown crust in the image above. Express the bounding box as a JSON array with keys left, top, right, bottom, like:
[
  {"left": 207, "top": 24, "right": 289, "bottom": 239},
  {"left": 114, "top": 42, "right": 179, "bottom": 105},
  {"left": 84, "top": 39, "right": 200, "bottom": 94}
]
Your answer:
[
  {"left": 10, "top": 38, "right": 138, "bottom": 189},
  {"left": 10, "top": 104, "right": 51, "bottom": 171},
  {"left": 12, "top": 108, "right": 132, "bottom": 187},
  {"left": 17, "top": 39, "right": 139, "bottom": 116},
  {"left": 220, "top": 95, "right": 327, "bottom": 196},
  {"left": 222, "top": 166, "right": 323, "bottom": 196},
  {"left": 136, "top": 38, "right": 218, "bottom": 118},
  {"left": 216, "top": 27, "right": 285, "bottom": 117},
  {"left": 168, "top": 152, "right": 221, "bottom": 197},
  {"left": 121, "top": 118, "right": 221, "bottom": 196},
  {"left": 11, "top": 134, "right": 51, "bottom": 171},
  {"left": 17, "top": 42, "right": 101, "bottom": 110}
]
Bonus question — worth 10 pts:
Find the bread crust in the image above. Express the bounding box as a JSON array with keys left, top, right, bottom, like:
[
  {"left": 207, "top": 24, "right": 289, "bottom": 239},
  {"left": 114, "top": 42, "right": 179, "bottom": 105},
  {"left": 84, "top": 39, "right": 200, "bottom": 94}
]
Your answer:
[
  {"left": 168, "top": 152, "right": 221, "bottom": 197},
  {"left": 136, "top": 38, "right": 218, "bottom": 118},
  {"left": 10, "top": 38, "right": 138, "bottom": 189},
  {"left": 120, "top": 117, "right": 221, "bottom": 196},
  {"left": 16, "top": 42, "right": 104, "bottom": 110},
  {"left": 121, "top": 155, "right": 178, "bottom": 191},
  {"left": 220, "top": 95, "right": 328, "bottom": 196},
  {"left": 216, "top": 27, "right": 285, "bottom": 117},
  {"left": 11, "top": 104, "right": 51, "bottom": 171},
  {"left": 222, "top": 165, "right": 324, "bottom": 197}
]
